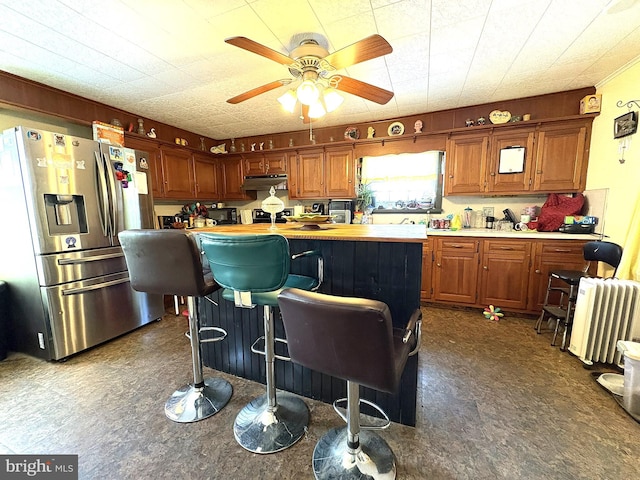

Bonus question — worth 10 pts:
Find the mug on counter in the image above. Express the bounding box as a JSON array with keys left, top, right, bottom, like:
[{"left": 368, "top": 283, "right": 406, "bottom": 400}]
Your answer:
[{"left": 205, "top": 219, "right": 216, "bottom": 227}]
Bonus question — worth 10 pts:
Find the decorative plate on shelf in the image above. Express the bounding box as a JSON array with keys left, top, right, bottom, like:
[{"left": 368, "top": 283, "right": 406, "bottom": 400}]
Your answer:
[
  {"left": 388, "top": 121, "right": 405, "bottom": 136},
  {"left": 344, "top": 127, "right": 360, "bottom": 140},
  {"left": 489, "top": 110, "right": 512, "bottom": 124}
]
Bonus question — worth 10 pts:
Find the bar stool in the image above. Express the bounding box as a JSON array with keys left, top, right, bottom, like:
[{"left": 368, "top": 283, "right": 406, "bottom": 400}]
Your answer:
[
  {"left": 277, "top": 288, "right": 422, "bottom": 480},
  {"left": 535, "top": 240, "right": 623, "bottom": 350},
  {"left": 200, "top": 233, "right": 323, "bottom": 454},
  {"left": 119, "top": 229, "right": 232, "bottom": 423}
]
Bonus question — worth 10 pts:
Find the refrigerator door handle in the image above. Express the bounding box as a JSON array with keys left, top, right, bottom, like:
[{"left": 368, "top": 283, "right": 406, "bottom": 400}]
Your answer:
[
  {"left": 62, "top": 276, "right": 130, "bottom": 296},
  {"left": 94, "top": 151, "right": 110, "bottom": 237},
  {"left": 57, "top": 252, "right": 124, "bottom": 265},
  {"left": 103, "top": 151, "right": 119, "bottom": 236}
]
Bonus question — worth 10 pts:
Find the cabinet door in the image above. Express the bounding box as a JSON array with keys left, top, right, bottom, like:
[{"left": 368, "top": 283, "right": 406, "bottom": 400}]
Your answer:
[
  {"left": 432, "top": 238, "right": 479, "bottom": 304},
  {"left": 293, "top": 150, "right": 324, "bottom": 199},
  {"left": 193, "top": 153, "right": 220, "bottom": 200},
  {"left": 445, "top": 133, "right": 488, "bottom": 195},
  {"left": 527, "top": 240, "right": 591, "bottom": 312},
  {"left": 533, "top": 121, "right": 588, "bottom": 192},
  {"left": 479, "top": 240, "right": 531, "bottom": 310},
  {"left": 220, "top": 156, "right": 247, "bottom": 200},
  {"left": 420, "top": 240, "right": 432, "bottom": 302},
  {"left": 125, "top": 136, "right": 163, "bottom": 198},
  {"left": 325, "top": 147, "right": 355, "bottom": 198},
  {"left": 243, "top": 155, "right": 265, "bottom": 176},
  {"left": 160, "top": 146, "right": 194, "bottom": 199},
  {"left": 263, "top": 151, "right": 287, "bottom": 174},
  {"left": 487, "top": 129, "right": 535, "bottom": 193}
]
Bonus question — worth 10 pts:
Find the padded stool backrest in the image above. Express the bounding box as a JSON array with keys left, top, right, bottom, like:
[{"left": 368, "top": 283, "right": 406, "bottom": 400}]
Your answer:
[
  {"left": 278, "top": 288, "right": 404, "bottom": 394},
  {"left": 583, "top": 241, "right": 623, "bottom": 272},
  {"left": 200, "top": 234, "right": 290, "bottom": 293},
  {"left": 119, "top": 229, "right": 216, "bottom": 297}
]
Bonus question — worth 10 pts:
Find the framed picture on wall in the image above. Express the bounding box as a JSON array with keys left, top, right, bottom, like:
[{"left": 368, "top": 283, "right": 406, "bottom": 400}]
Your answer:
[{"left": 613, "top": 111, "right": 638, "bottom": 139}]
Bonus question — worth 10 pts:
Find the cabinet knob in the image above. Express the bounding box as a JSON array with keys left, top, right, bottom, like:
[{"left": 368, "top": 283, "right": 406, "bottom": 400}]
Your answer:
[
  {"left": 483, "top": 266, "right": 488, "bottom": 270},
  {"left": 449, "top": 174, "right": 454, "bottom": 178},
  {"left": 490, "top": 172, "right": 496, "bottom": 176},
  {"left": 436, "top": 263, "right": 442, "bottom": 267},
  {"left": 535, "top": 269, "right": 541, "bottom": 274},
  {"left": 536, "top": 170, "right": 543, "bottom": 174}
]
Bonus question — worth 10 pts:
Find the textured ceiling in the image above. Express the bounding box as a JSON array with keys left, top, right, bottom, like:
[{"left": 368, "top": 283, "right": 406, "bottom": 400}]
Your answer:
[{"left": 1, "top": 0, "right": 640, "bottom": 140}]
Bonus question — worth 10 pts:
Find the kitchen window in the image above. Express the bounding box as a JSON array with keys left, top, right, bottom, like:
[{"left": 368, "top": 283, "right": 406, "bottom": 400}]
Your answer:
[{"left": 360, "top": 150, "right": 444, "bottom": 213}]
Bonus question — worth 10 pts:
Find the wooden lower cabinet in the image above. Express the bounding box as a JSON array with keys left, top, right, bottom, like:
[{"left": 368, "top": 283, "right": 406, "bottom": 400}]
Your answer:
[
  {"left": 479, "top": 240, "right": 531, "bottom": 310},
  {"left": 425, "top": 236, "right": 590, "bottom": 314},
  {"left": 432, "top": 238, "right": 480, "bottom": 304},
  {"left": 420, "top": 240, "right": 432, "bottom": 302}
]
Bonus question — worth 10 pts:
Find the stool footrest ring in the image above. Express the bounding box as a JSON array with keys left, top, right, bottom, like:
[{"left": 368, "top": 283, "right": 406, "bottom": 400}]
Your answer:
[
  {"left": 200, "top": 326, "right": 227, "bottom": 343},
  {"left": 332, "top": 398, "right": 391, "bottom": 430},
  {"left": 250, "top": 335, "right": 292, "bottom": 362}
]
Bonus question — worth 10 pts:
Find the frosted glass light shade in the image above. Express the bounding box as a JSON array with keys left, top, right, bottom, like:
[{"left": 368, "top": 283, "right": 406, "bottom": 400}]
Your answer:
[
  {"left": 323, "top": 88, "right": 344, "bottom": 112},
  {"left": 296, "top": 80, "right": 320, "bottom": 105},
  {"left": 277, "top": 90, "right": 297, "bottom": 113},
  {"left": 308, "top": 100, "right": 326, "bottom": 118}
]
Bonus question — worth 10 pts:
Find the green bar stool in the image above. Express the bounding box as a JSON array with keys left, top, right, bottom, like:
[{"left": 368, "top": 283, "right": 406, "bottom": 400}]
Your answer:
[{"left": 200, "top": 233, "right": 323, "bottom": 454}]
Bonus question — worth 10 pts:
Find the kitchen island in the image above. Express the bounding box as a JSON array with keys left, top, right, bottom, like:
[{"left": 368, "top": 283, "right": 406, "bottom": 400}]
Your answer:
[{"left": 194, "top": 223, "right": 426, "bottom": 426}]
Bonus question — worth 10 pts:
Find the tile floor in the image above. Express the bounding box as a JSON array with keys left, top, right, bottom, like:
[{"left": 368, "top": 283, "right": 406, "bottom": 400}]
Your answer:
[{"left": 0, "top": 305, "right": 638, "bottom": 479}]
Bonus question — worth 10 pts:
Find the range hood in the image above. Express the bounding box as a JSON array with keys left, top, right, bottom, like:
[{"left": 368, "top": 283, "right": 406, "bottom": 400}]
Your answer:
[{"left": 241, "top": 174, "right": 288, "bottom": 191}]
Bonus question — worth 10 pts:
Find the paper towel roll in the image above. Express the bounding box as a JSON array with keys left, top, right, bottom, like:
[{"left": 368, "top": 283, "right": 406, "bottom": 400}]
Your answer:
[
  {"left": 240, "top": 209, "right": 252, "bottom": 224},
  {"left": 294, "top": 205, "right": 305, "bottom": 216}
]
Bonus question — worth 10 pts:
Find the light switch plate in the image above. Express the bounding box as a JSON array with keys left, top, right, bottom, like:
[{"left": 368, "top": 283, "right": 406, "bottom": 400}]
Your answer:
[{"left": 483, "top": 207, "right": 494, "bottom": 217}]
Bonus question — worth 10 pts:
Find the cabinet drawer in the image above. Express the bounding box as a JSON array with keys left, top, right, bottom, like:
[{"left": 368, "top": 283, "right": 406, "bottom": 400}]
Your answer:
[
  {"left": 539, "top": 242, "right": 584, "bottom": 256},
  {"left": 484, "top": 240, "right": 528, "bottom": 253},
  {"left": 439, "top": 239, "right": 477, "bottom": 252}
]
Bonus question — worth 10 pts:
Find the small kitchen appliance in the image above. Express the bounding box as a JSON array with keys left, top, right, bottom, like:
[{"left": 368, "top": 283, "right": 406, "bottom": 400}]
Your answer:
[
  {"left": 328, "top": 200, "right": 354, "bottom": 224},
  {"left": 253, "top": 208, "right": 293, "bottom": 223},
  {"left": 207, "top": 207, "right": 238, "bottom": 225}
]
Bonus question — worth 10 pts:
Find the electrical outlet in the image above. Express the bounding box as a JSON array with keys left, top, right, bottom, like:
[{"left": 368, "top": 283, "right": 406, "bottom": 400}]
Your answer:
[{"left": 483, "top": 207, "right": 494, "bottom": 217}]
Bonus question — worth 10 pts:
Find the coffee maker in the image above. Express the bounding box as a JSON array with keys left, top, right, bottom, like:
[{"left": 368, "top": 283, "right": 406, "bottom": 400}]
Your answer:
[
  {"left": 311, "top": 203, "right": 325, "bottom": 214},
  {"left": 329, "top": 200, "right": 354, "bottom": 224}
]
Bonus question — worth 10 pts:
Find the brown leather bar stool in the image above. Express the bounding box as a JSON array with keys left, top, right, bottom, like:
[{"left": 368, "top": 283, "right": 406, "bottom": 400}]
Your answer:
[
  {"left": 119, "top": 229, "right": 232, "bottom": 423},
  {"left": 278, "top": 288, "right": 422, "bottom": 480}
]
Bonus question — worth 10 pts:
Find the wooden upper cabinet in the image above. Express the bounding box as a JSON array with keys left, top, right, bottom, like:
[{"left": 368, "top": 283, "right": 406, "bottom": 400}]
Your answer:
[
  {"left": 124, "top": 136, "right": 163, "bottom": 198},
  {"left": 192, "top": 153, "right": 220, "bottom": 200},
  {"left": 220, "top": 155, "right": 255, "bottom": 201},
  {"left": 160, "top": 146, "right": 195, "bottom": 199},
  {"left": 243, "top": 151, "right": 288, "bottom": 176},
  {"left": 445, "top": 133, "right": 488, "bottom": 195},
  {"left": 324, "top": 146, "right": 356, "bottom": 198},
  {"left": 533, "top": 120, "right": 588, "bottom": 192},
  {"left": 290, "top": 149, "right": 325, "bottom": 199},
  {"left": 487, "top": 128, "right": 535, "bottom": 193}
]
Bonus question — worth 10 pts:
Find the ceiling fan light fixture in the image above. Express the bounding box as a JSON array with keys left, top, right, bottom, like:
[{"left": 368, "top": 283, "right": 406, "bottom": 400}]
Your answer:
[
  {"left": 277, "top": 89, "right": 297, "bottom": 113},
  {"left": 308, "top": 99, "right": 326, "bottom": 118},
  {"left": 296, "top": 79, "right": 320, "bottom": 105},
  {"left": 323, "top": 87, "right": 344, "bottom": 112}
]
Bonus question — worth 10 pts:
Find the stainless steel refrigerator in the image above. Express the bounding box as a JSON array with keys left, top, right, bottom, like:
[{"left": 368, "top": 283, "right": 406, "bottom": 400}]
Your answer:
[{"left": 0, "top": 126, "right": 164, "bottom": 360}]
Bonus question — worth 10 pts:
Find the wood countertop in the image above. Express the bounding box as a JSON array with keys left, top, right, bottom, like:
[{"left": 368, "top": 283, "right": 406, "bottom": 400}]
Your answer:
[
  {"left": 193, "top": 223, "right": 427, "bottom": 243},
  {"left": 192, "top": 223, "right": 598, "bottom": 242}
]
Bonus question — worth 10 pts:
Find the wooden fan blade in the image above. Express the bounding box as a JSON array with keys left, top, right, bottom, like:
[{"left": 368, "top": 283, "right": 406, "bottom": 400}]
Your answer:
[
  {"left": 225, "top": 37, "right": 294, "bottom": 65},
  {"left": 227, "top": 80, "right": 290, "bottom": 104},
  {"left": 334, "top": 76, "right": 394, "bottom": 105},
  {"left": 323, "top": 34, "right": 392, "bottom": 70},
  {"left": 302, "top": 104, "right": 310, "bottom": 124}
]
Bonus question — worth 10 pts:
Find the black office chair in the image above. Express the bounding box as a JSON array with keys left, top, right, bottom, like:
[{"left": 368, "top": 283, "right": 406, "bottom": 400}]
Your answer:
[
  {"left": 278, "top": 288, "right": 422, "bottom": 480},
  {"left": 119, "top": 229, "right": 232, "bottom": 423},
  {"left": 535, "top": 240, "right": 623, "bottom": 350},
  {"left": 200, "top": 233, "right": 323, "bottom": 454}
]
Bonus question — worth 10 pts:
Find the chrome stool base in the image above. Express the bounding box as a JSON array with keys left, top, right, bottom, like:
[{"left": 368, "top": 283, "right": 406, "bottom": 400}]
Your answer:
[
  {"left": 233, "top": 392, "right": 309, "bottom": 454},
  {"left": 165, "top": 377, "right": 232, "bottom": 423},
  {"left": 313, "top": 427, "right": 396, "bottom": 480}
]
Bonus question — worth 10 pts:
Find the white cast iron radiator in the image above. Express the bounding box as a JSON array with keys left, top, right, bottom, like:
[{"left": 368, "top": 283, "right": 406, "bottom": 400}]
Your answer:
[{"left": 569, "top": 278, "right": 640, "bottom": 365}]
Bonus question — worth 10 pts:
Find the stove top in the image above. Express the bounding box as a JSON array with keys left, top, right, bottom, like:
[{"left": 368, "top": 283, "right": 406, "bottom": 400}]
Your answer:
[{"left": 252, "top": 208, "right": 294, "bottom": 223}]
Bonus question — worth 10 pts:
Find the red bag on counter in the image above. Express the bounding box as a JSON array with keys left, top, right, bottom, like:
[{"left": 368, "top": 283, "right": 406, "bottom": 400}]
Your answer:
[{"left": 537, "top": 193, "right": 585, "bottom": 231}]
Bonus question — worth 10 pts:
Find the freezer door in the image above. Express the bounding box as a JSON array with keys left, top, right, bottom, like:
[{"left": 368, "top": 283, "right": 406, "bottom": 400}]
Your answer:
[
  {"left": 35, "top": 246, "right": 127, "bottom": 286},
  {"left": 41, "top": 271, "right": 163, "bottom": 360},
  {"left": 99, "top": 145, "right": 156, "bottom": 246},
  {"left": 7, "top": 127, "right": 112, "bottom": 254}
]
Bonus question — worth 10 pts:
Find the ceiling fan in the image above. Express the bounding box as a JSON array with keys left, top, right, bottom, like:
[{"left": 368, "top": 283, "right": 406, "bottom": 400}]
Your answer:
[{"left": 225, "top": 34, "right": 394, "bottom": 120}]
